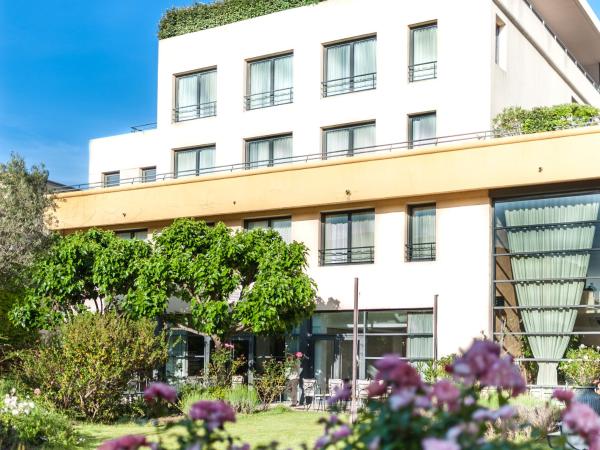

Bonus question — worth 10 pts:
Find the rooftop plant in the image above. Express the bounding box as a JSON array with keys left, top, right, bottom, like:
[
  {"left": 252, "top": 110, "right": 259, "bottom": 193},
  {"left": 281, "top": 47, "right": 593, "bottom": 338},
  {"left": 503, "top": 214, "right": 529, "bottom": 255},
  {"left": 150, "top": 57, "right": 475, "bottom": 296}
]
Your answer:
[
  {"left": 158, "top": 0, "right": 323, "bottom": 40},
  {"left": 493, "top": 103, "right": 600, "bottom": 135}
]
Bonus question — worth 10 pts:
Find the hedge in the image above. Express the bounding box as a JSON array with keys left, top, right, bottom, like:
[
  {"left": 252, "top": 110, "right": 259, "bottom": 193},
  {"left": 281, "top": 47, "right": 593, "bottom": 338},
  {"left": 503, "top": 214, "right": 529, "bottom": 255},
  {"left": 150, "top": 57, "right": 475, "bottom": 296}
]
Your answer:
[{"left": 158, "top": 0, "right": 324, "bottom": 40}]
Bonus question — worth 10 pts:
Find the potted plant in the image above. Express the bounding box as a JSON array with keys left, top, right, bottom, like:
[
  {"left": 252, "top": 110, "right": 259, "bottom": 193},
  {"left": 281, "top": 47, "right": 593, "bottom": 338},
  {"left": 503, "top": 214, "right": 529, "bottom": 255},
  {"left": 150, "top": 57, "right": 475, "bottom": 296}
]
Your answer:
[{"left": 559, "top": 345, "right": 600, "bottom": 414}]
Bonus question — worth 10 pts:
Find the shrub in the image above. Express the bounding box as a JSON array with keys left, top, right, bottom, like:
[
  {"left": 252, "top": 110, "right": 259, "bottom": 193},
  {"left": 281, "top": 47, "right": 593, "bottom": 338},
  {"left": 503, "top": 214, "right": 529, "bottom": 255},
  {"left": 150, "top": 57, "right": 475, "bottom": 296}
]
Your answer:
[
  {"left": 559, "top": 345, "right": 600, "bottom": 386},
  {"left": 415, "top": 354, "right": 455, "bottom": 383},
  {"left": 224, "top": 386, "right": 260, "bottom": 414},
  {"left": 253, "top": 358, "right": 288, "bottom": 410},
  {"left": 493, "top": 103, "right": 600, "bottom": 135},
  {"left": 16, "top": 312, "right": 168, "bottom": 423},
  {"left": 0, "top": 390, "right": 79, "bottom": 449},
  {"left": 158, "top": 0, "right": 323, "bottom": 39},
  {"left": 201, "top": 346, "right": 246, "bottom": 390},
  {"left": 178, "top": 386, "right": 227, "bottom": 415}
]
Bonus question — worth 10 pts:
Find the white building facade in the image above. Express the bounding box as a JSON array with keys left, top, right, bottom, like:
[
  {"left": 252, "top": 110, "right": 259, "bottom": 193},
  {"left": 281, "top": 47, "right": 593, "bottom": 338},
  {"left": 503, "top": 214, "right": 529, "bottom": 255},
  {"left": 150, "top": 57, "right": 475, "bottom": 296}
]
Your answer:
[{"left": 65, "top": 0, "right": 600, "bottom": 386}]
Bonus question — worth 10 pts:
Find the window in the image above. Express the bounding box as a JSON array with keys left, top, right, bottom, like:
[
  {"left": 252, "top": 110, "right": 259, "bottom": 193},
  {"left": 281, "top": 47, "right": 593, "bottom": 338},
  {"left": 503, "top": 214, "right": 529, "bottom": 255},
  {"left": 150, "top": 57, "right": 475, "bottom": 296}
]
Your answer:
[
  {"left": 311, "top": 309, "right": 433, "bottom": 385},
  {"left": 246, "top": 54, "right": 293, "bottom": 110},
  {"left": 141, "top": 167, "right": 156, "bottom": 183},
  {"left": 409, "top": 23, "right": 437, "bottom": 82},
  {"left": 245, "top": 217, "right": 292, "bottom": 243},
  {"left": 175, "top": 146, "right": 216, "bottom": 178},
  {"left": 493, "top": 191, "right": 600, "bottom": 386},
  {"left": 174, "top": 69, "right": 217, "bottom": 122},
  {"left": 166, "top": 330, "right": 206, "bottom": 380},
  {"left": 323, "top": 37, "right": 376, "bottom": 96},
  {"left": 408, "top": 112, "right": 436, "bottom": 148},
  {"left": 407, "top": 204, "right": 436, "bottom": 261},
  {"left": 495, "top": 18, "right": 506, "bottom": 69},
  {"left": 323, "top": 122, "right": 375, "bottom": 159},
  {"left": 115, "top": 229, "right": 148, "bottom": 240},
  {"left": 103, "top": 171, "right": 120, "bottom": 188},
  {"left": 246, "top": 134, "right": 293, "bottom": 169},
  {"left": 321, "top": 210, "right": 374, "bottom": 265}
]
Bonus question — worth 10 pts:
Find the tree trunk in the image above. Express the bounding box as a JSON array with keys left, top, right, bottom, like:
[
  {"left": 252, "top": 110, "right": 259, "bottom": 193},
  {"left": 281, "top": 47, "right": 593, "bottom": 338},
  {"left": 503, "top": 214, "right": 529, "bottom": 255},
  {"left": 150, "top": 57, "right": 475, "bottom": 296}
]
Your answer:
[{"left": 212, "top": 335, "right": 222, "bottom": 350}]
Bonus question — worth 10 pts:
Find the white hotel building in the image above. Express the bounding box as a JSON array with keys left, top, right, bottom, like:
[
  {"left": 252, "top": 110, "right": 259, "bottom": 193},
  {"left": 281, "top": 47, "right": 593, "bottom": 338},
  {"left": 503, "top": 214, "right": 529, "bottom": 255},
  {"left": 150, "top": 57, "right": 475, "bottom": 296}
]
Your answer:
[{"left": 54, "top": 0, "right": 600, "bottom": 387}]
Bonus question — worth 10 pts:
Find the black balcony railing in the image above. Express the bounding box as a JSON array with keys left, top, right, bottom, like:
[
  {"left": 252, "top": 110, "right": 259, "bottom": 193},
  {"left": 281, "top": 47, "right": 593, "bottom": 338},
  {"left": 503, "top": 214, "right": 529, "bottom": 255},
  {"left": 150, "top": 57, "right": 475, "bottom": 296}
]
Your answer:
[
  {"left": 245, "top": 87, "right": 293, "bottom": 110},
  {"left": 173, "top": 102, "right": 217, "bottom": 122},
  {"left": 130, "top": 122, "right": 157, "bottom": 132},
  {"left": 52, "top": 121, "right": 600, "bottom": 193},
  {"left": 406, "top": 242, "right": 436, "bottom": 262},
  {"left": 409, "top": 61, "right": 437, "bottom": 82},
  {"left": 319, "top": 246, "right": 375, "bottom": 265},
  {"left": 322, "top": 73, "right": 377, "bottom": 97}
]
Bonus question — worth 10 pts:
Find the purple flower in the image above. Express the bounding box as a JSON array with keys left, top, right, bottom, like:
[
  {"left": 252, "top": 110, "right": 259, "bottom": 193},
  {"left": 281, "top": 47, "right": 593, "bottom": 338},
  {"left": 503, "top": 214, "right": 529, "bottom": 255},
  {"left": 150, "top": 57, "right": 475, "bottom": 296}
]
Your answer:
[
  {"left": 479, "top": 355, "right": 526, "bottom": 396},
  {"left": 375, "top": 355, "right": 422, "bottom": 389},
  {"left": 495, "top": 405, "right": 516, "bottom": 420},
  {"left": 422, "top": 437, "right": 461, "bottom": 450},
  {"left": 432, "top": 380, "right": 460, "bottom": 411},
  {"left": 553, "top": 389, "right": 575, "bottom": 404},
  {"left": 98, "top": 435, "right": 151, "bottom": 450},
  {"left": 389, "top": 388, "right": 416, "bottom": 411},
  {"left": 314, "top": 434, "right": 331, "bottom": 449},
  {"left": 328, "top": 384, "right": 351, "bottom": 405},
  {"left": 189, "top": 400, "right": 236, "bottom": 430},
  {"left": 331, "top": 425, "right": 351, "bottom": 441},
  {"left": 367, "top": 380, "right": 387, "bottom": 397},
  {"left": 143, "top": 382, "right": 177, "bottom": 404},
  {"left": 472, "top": 408, "right": 495, "bottom": 422},
  {"left": 563, "top": 402, "right": 600, "bottom": 442},
  {"left": 448, "top": 340, "right": 501, "bottom": 384}
]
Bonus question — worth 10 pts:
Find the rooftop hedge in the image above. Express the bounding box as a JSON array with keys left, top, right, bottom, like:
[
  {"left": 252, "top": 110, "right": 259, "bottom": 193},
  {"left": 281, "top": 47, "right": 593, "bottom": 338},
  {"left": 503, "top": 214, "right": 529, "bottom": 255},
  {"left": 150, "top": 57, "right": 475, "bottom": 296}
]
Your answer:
[
  {"left": 493, "top": 103, "right": 600, "bottom": 134},
  {"left": 158, "top": 0, "right": 324, "bottom": 40}
]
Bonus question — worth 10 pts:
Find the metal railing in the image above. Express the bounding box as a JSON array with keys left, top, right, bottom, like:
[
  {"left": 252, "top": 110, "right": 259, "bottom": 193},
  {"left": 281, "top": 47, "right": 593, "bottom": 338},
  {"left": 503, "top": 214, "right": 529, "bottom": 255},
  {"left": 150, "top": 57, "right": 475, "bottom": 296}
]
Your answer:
[
  {"left": 322, "top": 73, "right": 377, "bottom": 97},
  {"left": 52, "top": 120, "right": 600, "bottom": 193},
  {"left": 521, "top": 0, "right": 600, "bottom": 94},
  {"left": 245, "top": 87, "right": 293, "bottom": 110},
  {"left": 173, "top": 102, "right": 217, "bottom": 122},
  {"left": 319, "top": 246, "right": 375, "bottom": 265},
  {"left": 406, "top": 242, "right": 436, "bottom": 261},
  {"left": 409, "top": 61, "right": 437, "bottom": 82},
  {"left": 130, "top": 122, "right": 157, "bottom": 132}
]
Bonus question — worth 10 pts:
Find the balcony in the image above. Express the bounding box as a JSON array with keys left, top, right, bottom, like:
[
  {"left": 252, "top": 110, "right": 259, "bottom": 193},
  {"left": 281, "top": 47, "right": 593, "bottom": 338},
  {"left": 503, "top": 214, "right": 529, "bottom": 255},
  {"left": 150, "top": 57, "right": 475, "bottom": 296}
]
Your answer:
[
  {"left": 319, "top": 246, "right": 375, "bottom": 265},
  {"left": 322, "top": 73, "right": 376, "bottom": 97},
  {"left": 408, "top": 61, "right": 437, "bottom": 82},
  {"left": 173, "top": 102, "right": 217, "bottom": 122},
  {"left": 245, "top": 87, "right": 293, "bottom": 110},
  {"left": 406, "top": 243, "right": 436, "bottom": 262}
]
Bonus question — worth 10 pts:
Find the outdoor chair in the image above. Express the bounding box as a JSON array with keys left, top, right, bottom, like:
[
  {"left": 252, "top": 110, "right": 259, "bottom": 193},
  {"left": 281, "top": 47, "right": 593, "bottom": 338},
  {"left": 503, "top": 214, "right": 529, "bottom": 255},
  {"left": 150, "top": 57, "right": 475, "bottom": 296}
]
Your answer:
[
  {"left": 313, "top": 382, "right": 327, "bottom": 411},
  {"left": 327, "top": 379, "right": 345, "bottom": 409},
  {"left": 231, "top": 375, "right": 244, "bottom": 387},
  {"left": 301, "top": 378, "right": 317, "bottom": 410},
  {"left": 547, "top": 422, "right": 587, "bottom": 450},
  {"left": 356, "top": 379, "right": 370, "bottom": 407}
]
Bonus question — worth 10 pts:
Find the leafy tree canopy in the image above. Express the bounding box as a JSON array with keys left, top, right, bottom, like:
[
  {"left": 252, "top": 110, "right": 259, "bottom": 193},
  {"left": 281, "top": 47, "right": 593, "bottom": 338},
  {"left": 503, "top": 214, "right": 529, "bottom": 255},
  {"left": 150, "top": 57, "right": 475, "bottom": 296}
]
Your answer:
[
  {"left": 493, "top": 103, "right": 600, "bottom": 135},
  {"left": 130, "top": 219, "right": 316, "bottom": 346},
  {"left": 10, "top": 229, "right": 152, "bottom": 330}
]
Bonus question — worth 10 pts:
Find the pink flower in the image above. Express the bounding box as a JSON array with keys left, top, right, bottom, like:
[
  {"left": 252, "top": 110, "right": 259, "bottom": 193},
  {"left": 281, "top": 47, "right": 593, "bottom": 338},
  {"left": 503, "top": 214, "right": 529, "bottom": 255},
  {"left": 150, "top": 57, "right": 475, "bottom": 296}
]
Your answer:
[
  {"left": 295, "top": 351, "right": 303, "bottom": 358},
  {"left": 33, "top": 388, "right": 41, "bottom": 396},
  {"left": 98, "top": 435, "right": 152, "bottom": 450},
  {"left": 552, "top": 389, "right": 574, "bottom": 404},
  {"left": 479, "top": 355, "right": 526, "bottom": 396},
  {"left": 143, "top": 382, "right": 177, "bottom": 404},
  {"left": 367, "top": 380, "right": 387, "bottom": 397},
  {"left": 414, "top": 395, "right": 432, "bottom": 409},
  {"left": 432, "top": 380, "right": 460, "bottom": 410},
  {"left": 189, "top": 400, "right": 236, "bottom": 430},
  {"left": 328, "top": 384, "right": 351, "bottom": 405},
  {"left": 449, "top": 340, "right": 500, "bottom": 383},
  {"left": 389, "top": 388, "right": 416, "bottom": 410},
  {"left": 422, "top": 437, "right": 461, "bottom": 450},
  {"left": 472, "top": 408, "right": 495, "bottom": 422},
  {"left": 224, "top": 343, "right": 235, "bottom": 350},
  {"left": 563, "top": 402, "right": 600, "bottom": 442},
  {"left": 375, "top": 355, "right": 422, "bottom": 389}
]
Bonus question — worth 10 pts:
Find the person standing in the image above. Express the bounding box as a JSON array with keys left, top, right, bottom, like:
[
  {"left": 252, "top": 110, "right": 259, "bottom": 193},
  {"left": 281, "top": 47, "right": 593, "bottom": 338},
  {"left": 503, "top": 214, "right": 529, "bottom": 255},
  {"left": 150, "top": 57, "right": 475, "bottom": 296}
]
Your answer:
[{"left": 286, "top": 352, "right": 303, "bottom": 407}]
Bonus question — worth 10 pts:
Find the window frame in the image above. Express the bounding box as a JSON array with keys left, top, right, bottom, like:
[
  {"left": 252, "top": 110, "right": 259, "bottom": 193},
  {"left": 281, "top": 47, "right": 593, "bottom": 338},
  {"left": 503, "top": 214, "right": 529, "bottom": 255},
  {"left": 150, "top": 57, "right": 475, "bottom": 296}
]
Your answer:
[
  {"left": 141, "top": 166, "right": 157, "bottom": 183},
  {"left": 408, "top": 112, "right": 437, "bottom": 149},
  {"left": 115, "top": 228, "right": 148, "bottom": 240},
  {"left": 408, "top": 22, "right": 438, "bottom": 82},
  {"left": 174, "top": 145, "right": 216, "bottom": 178},
  {"left": 173, "top": 68, "right": 217, "bottom": 122},
  {"left": 244, "top": 216, "right": 292, "bottom": 242},
  {"left": 322, "top": 121, "right": 376, "bottom": 159},
  {"left": 320, "top": 209, "right": 375, "bottom": 266},
  {"left": 102, "top": 171, "right": 120, "bottom": 188},
  {"left": 246, "top": 53, "right": 294, "bottom": 110},
  {"left": 323, "top": 36, "right": 377, "bottom": 97},
  {"left": 406, "top": 203, "right": 437, "bottom": 262},
  {"left": 245, "top": 133, "right": 293, "bottom": 168}
]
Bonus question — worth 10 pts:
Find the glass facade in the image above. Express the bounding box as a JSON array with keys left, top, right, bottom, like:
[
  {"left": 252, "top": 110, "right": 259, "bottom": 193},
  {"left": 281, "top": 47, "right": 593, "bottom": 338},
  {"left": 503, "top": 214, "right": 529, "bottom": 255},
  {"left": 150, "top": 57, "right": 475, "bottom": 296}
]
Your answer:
[{"left": 493, "top": 191, "right": 600, "bottom": 385}]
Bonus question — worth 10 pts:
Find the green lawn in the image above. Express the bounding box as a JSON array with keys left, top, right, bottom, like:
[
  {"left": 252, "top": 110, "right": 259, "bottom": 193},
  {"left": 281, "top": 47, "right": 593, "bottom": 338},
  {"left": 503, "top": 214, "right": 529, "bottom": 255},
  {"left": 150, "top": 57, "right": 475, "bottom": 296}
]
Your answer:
[{"left": 77, "top": 409, "right": 328, "bottom": 449}]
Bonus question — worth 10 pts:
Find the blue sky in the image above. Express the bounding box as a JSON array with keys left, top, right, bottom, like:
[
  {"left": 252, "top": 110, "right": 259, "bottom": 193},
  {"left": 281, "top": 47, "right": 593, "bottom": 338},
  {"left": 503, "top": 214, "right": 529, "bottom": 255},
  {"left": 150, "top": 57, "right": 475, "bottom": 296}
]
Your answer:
[{"left": 0, "top": 1, "right": 600, "bottom": 185}]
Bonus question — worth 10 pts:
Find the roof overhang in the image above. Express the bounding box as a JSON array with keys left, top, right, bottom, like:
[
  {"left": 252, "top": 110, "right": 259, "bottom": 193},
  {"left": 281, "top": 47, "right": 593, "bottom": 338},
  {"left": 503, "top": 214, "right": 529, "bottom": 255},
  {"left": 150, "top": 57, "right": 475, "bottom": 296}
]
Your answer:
[{"left": 528, "top": 0, "right": 600, "bottom": 67}]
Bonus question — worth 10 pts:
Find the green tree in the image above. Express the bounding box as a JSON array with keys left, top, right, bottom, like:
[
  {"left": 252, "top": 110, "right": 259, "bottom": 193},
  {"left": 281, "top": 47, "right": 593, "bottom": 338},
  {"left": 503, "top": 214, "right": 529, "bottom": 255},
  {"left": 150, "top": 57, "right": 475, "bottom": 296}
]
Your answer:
[
  {"left": 0, "top": 154, "right": 55, "bottom": 350},
  {"left": 10, "top": 228, "right": 152, "bottom": 330},
  {"left": 131, "top": 218, "right": 316, "bottom": 347}
]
